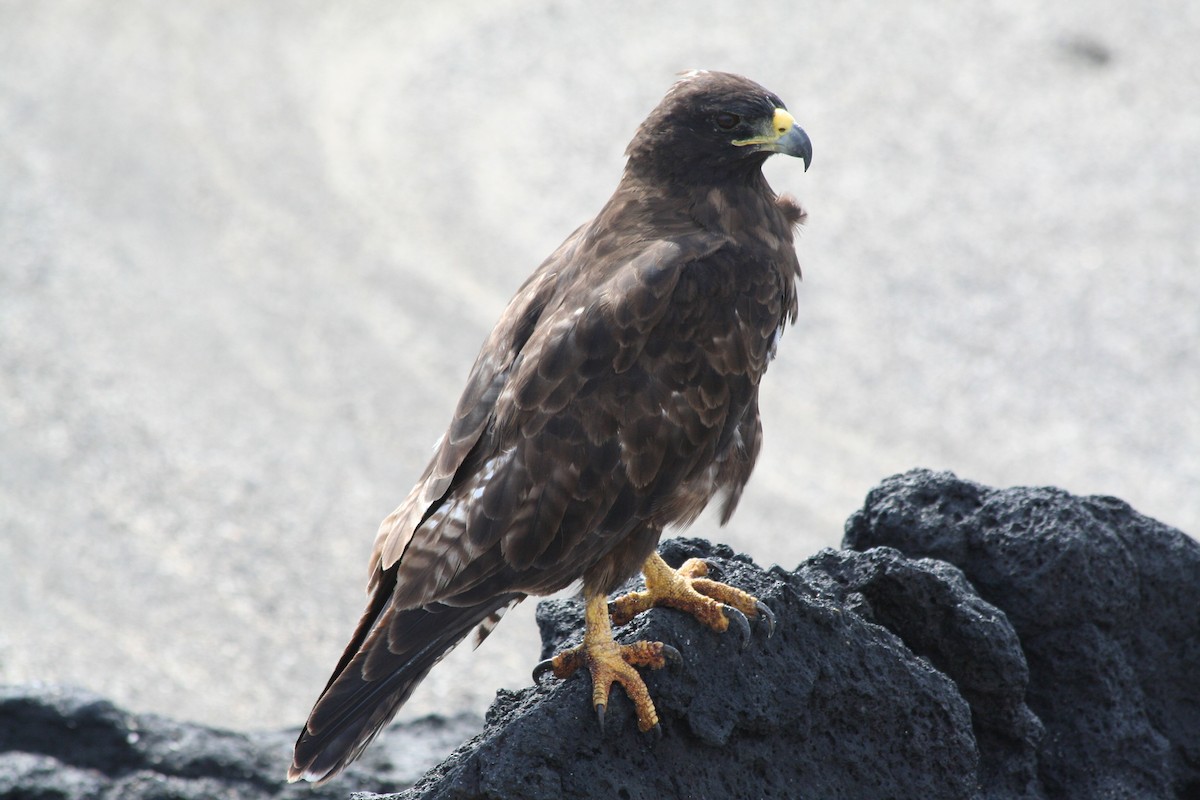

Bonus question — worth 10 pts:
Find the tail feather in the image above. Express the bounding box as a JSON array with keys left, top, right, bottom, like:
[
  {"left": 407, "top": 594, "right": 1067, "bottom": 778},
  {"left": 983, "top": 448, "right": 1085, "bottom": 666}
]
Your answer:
[{"left": 289, "top": 595, "right": 515, "bottom": 783}]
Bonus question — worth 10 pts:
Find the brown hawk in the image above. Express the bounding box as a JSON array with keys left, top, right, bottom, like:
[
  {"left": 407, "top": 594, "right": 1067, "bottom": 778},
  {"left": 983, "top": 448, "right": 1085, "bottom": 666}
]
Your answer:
[{"left": 289, "top": 70, "right": 812, "bottom": 783}]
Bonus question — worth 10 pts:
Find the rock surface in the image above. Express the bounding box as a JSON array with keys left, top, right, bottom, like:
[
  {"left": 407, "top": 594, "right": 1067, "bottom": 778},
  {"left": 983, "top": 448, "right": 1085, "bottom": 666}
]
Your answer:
[
  {"left": 0, "top": 685, "right": 479, "bottom": 800},
  {"left": 387, "top": 538, "right": 988, "bottom": 800},
  {"left": 3, "top": 470, "right": 1197, "bottom": 799},
  {"left": 374, "top": 469, "right": 1200, "bottom": 800},
  {"left": 845, "top": 469, "right": 1200, "bottom": 799}
]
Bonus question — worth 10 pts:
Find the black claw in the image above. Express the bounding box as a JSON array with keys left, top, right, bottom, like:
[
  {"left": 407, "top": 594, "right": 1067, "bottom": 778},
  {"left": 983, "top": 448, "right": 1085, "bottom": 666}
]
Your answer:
[
  {"left": 532, "top": 658, "right": 556, "bottom": 685},
  {"left": 649, "top": 722, "right": 663, "bottom": 742},
  {"left": 660, "top": 643, "right": 683, "bottom": 667},
  {"left": 724, "top": 605, "right": 751, "bottom": 650},
  {"left": 596, "top": 702, "right": 606, "bottom": 733},
  {"left": 662, "top": 642, "right": 681, "bottom": 671},
  {"left": 755, "top": 600, "right": 778, "bottom": 638}
]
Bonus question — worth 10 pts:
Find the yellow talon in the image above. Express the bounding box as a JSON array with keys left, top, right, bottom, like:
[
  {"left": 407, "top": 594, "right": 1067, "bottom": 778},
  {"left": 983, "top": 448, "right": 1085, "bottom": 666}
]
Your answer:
[
  {"left": 535, "top": 593, "right": 678, "bottom": 733},
  {"left": 535, "top": 551, "right": 773, "bottom": 736},
  {"left": 611, "top": 552, "right": 768, "bottom": 633}
]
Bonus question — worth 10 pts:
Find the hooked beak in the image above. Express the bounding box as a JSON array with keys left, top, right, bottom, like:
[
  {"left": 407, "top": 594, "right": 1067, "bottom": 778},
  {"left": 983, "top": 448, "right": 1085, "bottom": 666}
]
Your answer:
[{"left": 733, "top": 108, "right": 812, "bottom": 171}]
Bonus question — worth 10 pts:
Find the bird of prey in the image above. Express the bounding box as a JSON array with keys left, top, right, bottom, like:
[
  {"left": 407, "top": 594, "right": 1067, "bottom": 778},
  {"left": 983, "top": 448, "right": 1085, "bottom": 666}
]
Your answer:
[{"left": 289, "top": 70, "right": 812, "bottom": 783}]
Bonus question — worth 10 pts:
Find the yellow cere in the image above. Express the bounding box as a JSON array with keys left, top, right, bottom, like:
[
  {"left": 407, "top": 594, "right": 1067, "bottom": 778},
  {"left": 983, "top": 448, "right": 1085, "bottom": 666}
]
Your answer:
[
  {"left": 773, "top": 108, "right": 796, "bottom": 135},
  {"left": 733, "top": 107, "right": 796, "bottom": 147}
]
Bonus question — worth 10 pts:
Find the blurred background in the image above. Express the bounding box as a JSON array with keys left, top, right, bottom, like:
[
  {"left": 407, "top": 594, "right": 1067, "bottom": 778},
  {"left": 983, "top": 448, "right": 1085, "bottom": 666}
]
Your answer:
[{"left": 2, "top": 0, "right": 1197, "bottom": 736}]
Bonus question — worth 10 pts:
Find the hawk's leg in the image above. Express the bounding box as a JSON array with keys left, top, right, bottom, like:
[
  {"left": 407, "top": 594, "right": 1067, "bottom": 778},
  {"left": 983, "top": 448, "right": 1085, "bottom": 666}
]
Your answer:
[
  {"left": 533, "top": 592, "right": 681, "bottom": 734},
  {"left": 610, "top": 552, "right": 777, "bottom": 640},
  {"left": 533, "top": 552, "right": 775, "bottom": 734}
]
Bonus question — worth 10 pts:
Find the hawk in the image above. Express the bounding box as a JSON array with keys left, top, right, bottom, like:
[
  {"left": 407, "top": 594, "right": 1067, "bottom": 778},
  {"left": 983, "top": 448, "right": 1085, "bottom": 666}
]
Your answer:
[{"left": 289, "top": 70, "right": 812, "bottom": 783}]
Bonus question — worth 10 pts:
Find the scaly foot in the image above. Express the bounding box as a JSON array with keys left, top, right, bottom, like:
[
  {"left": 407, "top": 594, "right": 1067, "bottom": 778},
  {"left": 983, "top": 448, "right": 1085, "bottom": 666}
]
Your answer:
[
  {"left": 610, "top": 552, "right": 776, "bottom": 641},
  {"left": 533, "top": 551, "right": 774, "bottom": 735},
  {"left": 533, "top": 592, "right": 681, "bottom": 733}
]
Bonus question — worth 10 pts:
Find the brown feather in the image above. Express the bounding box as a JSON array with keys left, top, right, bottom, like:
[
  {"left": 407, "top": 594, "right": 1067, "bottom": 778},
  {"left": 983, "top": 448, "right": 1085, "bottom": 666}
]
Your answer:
[{"left": 291, "top": 71, "right": 809, "bottom": 782}]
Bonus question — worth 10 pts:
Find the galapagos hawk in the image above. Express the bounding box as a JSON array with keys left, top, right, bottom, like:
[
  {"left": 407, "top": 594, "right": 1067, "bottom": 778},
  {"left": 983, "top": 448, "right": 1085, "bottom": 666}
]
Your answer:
[{"left": 290, "top": 70, "right": 812, "bottom": 783}]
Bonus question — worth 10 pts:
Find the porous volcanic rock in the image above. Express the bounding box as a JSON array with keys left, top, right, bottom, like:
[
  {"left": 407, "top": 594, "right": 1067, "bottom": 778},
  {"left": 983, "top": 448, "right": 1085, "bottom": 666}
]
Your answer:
[
  {"left": 0, "top": 684, "right": 478, "bottom": 800},
  {"left": 6, "top": 470, "right": 1197, "bottom": 799},
  {"left": 844, "top": 468, "right": 1200, "bottom": 799},
  {"left": 371, "top": 470, "right": 1199, "bottom": 800},
  {"left": 377, "top": 540, "right": 1025, "bottom": 798}
]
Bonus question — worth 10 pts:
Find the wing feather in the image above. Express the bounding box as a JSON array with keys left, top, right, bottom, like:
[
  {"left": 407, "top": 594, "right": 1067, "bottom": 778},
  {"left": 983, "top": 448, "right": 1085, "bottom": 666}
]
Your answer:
[
  {"left": 378, "top": 232, "right": 733, "bottom": 601},
  {"left": 368, "top": 253, "right": 567, "bottom": 583},
  {"left": 373, "top": 216, "right": 796, "bottom": 612}
]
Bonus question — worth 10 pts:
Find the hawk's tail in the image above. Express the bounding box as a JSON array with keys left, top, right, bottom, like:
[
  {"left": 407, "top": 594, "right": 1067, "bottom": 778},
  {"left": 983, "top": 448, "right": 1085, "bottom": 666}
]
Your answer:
[{"left": 288, "top": 596, "right": 513, "bottom": 784}]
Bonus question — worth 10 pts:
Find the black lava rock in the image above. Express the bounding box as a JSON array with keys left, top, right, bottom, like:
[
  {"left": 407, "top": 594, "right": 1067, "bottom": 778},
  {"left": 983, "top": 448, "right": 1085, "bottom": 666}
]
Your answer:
[
  {"left": 845, "top": 468, "right": 1200, "bottom": 799},
  {"left": 0, "top": 685, "right": 479, "bottom": 800},
  {"left": 370, "top": 471, "right": 1199, "bottom": 800},
  {"left": 6, "top": 470, "right": 1197, "bottom": 799},
  {"left": 379, "top": 537, "right": 1008, "bottom": 800}
]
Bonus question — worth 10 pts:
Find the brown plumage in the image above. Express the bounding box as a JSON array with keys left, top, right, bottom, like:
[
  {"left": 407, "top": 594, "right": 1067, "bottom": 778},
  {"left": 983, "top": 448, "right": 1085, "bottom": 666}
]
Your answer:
[{"left": 289, "top": 70, "right": 811, "bottom": 782}]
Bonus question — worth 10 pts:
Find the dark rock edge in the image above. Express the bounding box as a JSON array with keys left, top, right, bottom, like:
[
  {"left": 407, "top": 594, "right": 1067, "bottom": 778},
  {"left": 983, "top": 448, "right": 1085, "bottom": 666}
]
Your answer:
[{"left": 3, "top": 469, "right": 1197, "bottom": 800}]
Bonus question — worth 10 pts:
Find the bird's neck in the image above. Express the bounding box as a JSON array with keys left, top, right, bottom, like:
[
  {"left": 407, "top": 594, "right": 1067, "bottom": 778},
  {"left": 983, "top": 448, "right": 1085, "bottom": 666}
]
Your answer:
[
  {"left": 622, "top": 153, "right": 771, "bottom": 193},
  {"left": 615, "top": 168, "right": 782, "bottom": 244},
  {"left": 612, "top": 166, "right": 778, "bottom": 236}
]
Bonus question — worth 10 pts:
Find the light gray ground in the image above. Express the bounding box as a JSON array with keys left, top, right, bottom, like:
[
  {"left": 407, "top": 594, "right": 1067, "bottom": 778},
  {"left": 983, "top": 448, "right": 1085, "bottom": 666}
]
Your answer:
[{"left": 2, "top": 1, "right": 1197, "bottom": 737}]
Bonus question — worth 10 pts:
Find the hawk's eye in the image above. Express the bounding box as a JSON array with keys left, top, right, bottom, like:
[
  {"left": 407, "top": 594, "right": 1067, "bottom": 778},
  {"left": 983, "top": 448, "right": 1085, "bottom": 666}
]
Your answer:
[{"left": 714, "top": 112, "right": 741, "bottom": 130}]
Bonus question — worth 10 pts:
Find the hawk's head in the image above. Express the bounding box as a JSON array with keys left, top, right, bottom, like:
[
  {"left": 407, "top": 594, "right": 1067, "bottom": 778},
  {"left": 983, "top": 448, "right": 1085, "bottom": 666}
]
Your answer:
[{"left": 626, "top": 71, "right": 812, "bottom": 183}]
